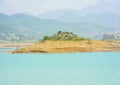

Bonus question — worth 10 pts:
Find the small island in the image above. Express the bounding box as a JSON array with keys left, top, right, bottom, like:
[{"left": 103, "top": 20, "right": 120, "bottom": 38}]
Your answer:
[{"left": 14, "top": 31, "right": 120, "bottom": 53}]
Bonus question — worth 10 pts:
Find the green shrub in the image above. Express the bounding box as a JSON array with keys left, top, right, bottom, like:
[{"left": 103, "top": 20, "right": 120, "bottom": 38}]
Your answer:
[
  {"left": 43, "top": 36, "right": 50, "bottom": 41},
  {"left": 42, "top": 31, "right": 88, "bottom": 41}
]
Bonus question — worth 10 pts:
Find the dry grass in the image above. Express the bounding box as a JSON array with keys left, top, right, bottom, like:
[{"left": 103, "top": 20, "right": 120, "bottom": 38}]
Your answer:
[{"left": 14, "top": 40, "right": 120, "bottom": 53}]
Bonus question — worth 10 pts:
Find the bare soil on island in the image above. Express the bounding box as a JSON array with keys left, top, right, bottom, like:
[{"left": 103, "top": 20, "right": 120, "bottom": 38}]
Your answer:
[{"left": 13, "top": 40, "right": 120, "bottom": 53}]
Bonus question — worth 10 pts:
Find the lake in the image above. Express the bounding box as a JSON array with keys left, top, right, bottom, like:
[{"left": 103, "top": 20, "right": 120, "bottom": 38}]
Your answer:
[{"left": 0, "top": 52, "right": 120, "bottom": 85}]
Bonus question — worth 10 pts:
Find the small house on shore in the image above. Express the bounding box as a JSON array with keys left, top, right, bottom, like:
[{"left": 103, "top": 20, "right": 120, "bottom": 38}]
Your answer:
[{"left": 103, "top": 33, "right": 115, "bottom": 40}]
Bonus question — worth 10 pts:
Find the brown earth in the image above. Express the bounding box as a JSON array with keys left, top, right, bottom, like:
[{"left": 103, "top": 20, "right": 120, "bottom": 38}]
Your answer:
[{"left": 13, "top": 40, "right": 120, "bottom": 53}]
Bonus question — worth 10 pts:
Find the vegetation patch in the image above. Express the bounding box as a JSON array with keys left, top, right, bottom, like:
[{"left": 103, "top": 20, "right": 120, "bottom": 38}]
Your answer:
[{"left": 43, "top": 31, "right": 88, "bottom": 41}]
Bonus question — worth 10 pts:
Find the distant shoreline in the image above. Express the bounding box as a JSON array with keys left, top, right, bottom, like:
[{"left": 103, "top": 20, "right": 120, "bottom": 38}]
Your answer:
[
  {"left": 0, "top": 43, "right": 33, "bottom": 48},
  {"left": 0, "top": 42, "right": 34, "bottom": 53}
]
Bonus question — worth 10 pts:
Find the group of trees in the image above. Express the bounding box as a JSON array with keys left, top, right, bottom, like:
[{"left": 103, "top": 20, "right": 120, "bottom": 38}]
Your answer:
[{"left": 43, "top": 31, "right": 87, "bottom": 41}]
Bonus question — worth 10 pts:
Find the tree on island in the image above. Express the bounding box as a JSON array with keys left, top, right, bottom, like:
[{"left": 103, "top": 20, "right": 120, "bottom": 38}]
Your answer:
[{"left": 58, "top": 30, "right": 62, "bottom": 34}]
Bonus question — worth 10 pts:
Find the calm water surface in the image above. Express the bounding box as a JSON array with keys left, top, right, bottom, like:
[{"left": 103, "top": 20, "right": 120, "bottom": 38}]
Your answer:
[{"left": 0, "top": 52, "right": 120, "bottom": 85}]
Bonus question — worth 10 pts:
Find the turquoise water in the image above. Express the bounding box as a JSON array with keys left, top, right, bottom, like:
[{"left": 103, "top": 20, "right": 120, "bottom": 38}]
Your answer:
[{"left": 0, "top": 52, "right": 120, "bottom": 85}]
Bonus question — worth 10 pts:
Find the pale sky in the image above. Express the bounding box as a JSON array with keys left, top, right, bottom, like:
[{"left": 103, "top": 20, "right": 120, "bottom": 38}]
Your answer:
[
  {"left": 0, "top": 0, "right": 119, "bottom": 15},
  {"left": 0, "top": 0, "right": 100, "bottom": 15},
  {"left": 0, "top": 0, "right": 116, "bottom": 15}
]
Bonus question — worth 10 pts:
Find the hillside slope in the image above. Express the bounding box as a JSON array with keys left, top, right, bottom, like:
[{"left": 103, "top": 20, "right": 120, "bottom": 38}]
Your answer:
[{"left": 0, "top": 12, "right": 117, "bottom": 40}]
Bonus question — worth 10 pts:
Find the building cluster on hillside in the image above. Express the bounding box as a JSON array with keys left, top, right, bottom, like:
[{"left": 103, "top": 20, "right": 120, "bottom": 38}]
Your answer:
[
  {"left": 103, "top": 33, "right": 120, "bottom": 40},
  {"left": 0, "top": 32, "right": 27, "bottom": 41}
]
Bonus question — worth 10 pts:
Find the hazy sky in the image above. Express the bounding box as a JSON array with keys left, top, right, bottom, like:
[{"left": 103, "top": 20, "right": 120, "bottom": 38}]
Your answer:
[{"left": 0, "top": 0, "right": 116, "bottom": 15}]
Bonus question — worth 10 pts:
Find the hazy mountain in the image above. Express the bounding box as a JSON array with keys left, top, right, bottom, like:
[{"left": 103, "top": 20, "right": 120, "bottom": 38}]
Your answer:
[
  {"left": 39, "top": 9, "right": 79, "bottom": 20},
  {"left": 38, "top": 0, "right": 120, "bottom": 29},
  {"left": 79, "top": 0, "right": 120, "bottom": 16},
  {"left": 0, "top": 13, "right": 19, "bottom": 33},
  {"left": 39, "top": 0, "right": 120, "bottom": 18},
  {"left": 0, "top": 12, "right": 115, "bottom": 40},
  {"left": 19, "top": 12, "right": 35, "bottom": 16}
]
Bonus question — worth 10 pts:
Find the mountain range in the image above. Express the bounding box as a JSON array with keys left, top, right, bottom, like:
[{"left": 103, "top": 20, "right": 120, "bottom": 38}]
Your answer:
[
  {"left": 0, "top": 0, "right": 120, "bottom": 41},
  {"left": 39, "top": 0, "right": 120, "bottom": 28}
]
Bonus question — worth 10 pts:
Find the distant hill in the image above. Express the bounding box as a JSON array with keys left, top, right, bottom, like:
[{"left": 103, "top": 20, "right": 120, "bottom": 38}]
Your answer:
[
  {"left": 0, "top": 12, "right": 118, "bottom": 41},
  {"left": 39, "top": 0, "right": 120, "bottom": 29},
  {"left": 79, "top": 0, "right": 120, "bottom": 16},
  {"left": 39, "top": 9, "right": 79, "bottom": 20}
]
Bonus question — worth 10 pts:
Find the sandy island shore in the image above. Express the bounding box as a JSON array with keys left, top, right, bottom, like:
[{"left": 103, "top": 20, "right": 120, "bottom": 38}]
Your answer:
[{"left": 13, "top": 40, "right": 120, "bottom": 53}]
